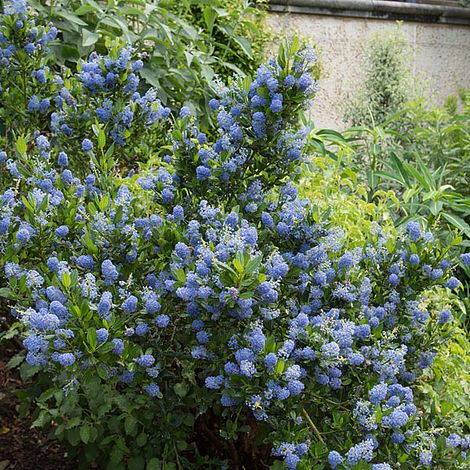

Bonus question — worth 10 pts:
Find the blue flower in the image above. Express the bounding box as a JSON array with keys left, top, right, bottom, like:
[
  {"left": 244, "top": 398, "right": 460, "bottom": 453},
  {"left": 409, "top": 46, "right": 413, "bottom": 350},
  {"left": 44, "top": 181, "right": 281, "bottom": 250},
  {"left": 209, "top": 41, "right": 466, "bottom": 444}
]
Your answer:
[
  {"left": 419, "top": 451, "right": 432, "bottom": 466},
  {"left": 391, "top": 432, "right": 405, "bottom": 444},
  {"left": 102, "top": 260, "right": 118, "bottom": 282},
  {"left": 438, "top": 309, "right": 452, "bottom": 324},
  {"left": 264, "top": 353, "right": 277, "bottom": 371},
  {"left": 287, "top": 379, "right": 304, "bottom": 396},
  {"left": 175, "top": 242, "right": 190, "bottom": 258},
  {"left": 328, "top": 451, "right": 343, "bottom": 468},
  {"left": 252, "top": 111, "right": 266, "bottom": 138},
  {"left": 77, "top": 255, "right": 95, "bottom": 270},
  {"left": 320, "top": 341, "right": 340, "bottom": 359},
  {"left": 383, "top": 409, "right": 409, "bottom": 428},
  {"left": 346, "top": 439, "right": 374, "bottom": 465},
  {"left": 389, "top": 273, "right": 399, "bottom": 286},
  {"left": 196, "top": 165, "right": 211, "bottom": 181},
  {"left": 145, "top": 297, "right": 161, "bottom": 314},
  {"left": 135, "top": 354, "right": 155, "bottom": 367},
  {"left": 122, "top": 295, "right": 138, "bottom": 313},
  {"left": 444, "top": 277, "right": 459, "bottom": 289},
  {"left": 406, "top": 221, "right": 421, "bottom": 240},
  {"left": 98, "top": 292, "right": 113, "bottom": 317},
  {"left": 261, "top": 212, "right": 274, "bottom": 227},
  {"left": 156, "top": 314, "right": 170, "bottom": 328},
  {"left": 446, "top": 433, "right": 462, "bottom": 448},
  {"left": 338, "top": 252, "right": 353, "bottom": 272},
  {"left": 111, "top": 338, "right": 124, "bottom": 355},
  {"left": 209, "top": 98, "right": 219, "bottom": 111},
  {"left": 369, "top": 383, "right": 388, "bottom": 405},
  {"left": 57, "top": 151, "right": 68, "bottom": 166},
  {"left": 205, "top": 375, "right": 224, "bottom": 389},
  {"left": 429, "top": 268, "right": 443, "bottom": 280},
  {"left": 179, "top": 106, "right": 191, "bottom": 118},
  {"left": 55, "top": 352, "right": 75, "bottom": 366},
  {"left": 81, "top": 138, "right": 93, "bottom": 153},
  {"left": 16, "top": 228, "right": 31, "bottom": 244},
  {"left": 257, "top": 281, "right": 278, "bottom": 303},
  {"left": 96, "top": 328, "right": 108, "bottom": 344},
  {"left": 145, "top": 383, "right": 160, "bottom": 397}
]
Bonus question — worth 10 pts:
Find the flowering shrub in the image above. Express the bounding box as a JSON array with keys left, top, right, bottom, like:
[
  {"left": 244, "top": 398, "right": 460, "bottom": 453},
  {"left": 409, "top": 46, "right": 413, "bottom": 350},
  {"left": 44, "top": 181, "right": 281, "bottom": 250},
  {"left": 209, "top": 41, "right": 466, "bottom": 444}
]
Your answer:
[
  {"left": 1, "top": 2, "right": 469, "bottom": 468},
  {"left": 0, "top": 6, "right": 173, "bottom": 174}
]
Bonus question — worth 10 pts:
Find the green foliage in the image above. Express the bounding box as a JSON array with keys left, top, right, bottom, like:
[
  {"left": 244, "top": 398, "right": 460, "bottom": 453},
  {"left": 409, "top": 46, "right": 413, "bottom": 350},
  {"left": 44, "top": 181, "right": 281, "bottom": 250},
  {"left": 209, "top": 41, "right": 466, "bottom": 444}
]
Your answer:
[
  {"left": 31, "top": 0, "right": 270, "bottom": 121},
  {"left": 344, "top": 26, "right": 413, "bottom": 127},
  {"left": 387, "top": 92, "right": 470, "bottom": 196},
  {"left": 344, "top": 93, "right": 470, "bottom": 287},
  {"left": 300, "top": 127, "right": 397, "bottom": 248},
  {"left": 417, "top": 288, "right": 470, "bottom": 433}
]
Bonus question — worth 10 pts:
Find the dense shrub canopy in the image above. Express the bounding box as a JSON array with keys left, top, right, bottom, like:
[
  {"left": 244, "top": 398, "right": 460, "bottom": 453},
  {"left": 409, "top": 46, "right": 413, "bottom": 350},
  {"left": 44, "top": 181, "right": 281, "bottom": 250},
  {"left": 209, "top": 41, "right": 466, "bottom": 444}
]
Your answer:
[{"left": 0, "top": 2, "right": 469, "bottom": 469}]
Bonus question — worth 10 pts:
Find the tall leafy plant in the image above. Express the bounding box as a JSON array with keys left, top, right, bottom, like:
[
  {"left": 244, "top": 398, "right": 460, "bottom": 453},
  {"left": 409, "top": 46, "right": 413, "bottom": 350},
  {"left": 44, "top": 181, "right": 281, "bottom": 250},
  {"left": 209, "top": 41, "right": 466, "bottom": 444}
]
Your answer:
[
  {"left": 344, "top": 26, "right": 413, "bottom": 127},
  {"left": 31, "top": 0, "right": 270, "bottom": 121}
]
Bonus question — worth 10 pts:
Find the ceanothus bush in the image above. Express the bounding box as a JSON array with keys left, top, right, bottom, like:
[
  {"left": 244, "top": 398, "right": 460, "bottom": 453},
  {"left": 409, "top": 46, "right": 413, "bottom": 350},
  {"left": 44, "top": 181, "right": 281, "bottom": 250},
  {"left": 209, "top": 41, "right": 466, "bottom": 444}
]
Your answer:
[{"left": 0, "top": 1, "right": 469, "bottom": 468}]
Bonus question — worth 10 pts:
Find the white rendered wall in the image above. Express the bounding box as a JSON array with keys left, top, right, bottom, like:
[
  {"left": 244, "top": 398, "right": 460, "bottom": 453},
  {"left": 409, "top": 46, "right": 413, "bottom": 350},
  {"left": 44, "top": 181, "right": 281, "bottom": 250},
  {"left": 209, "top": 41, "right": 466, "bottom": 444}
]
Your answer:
[{"left": 268, "top": 13, "right": 470, "bottom": 129}]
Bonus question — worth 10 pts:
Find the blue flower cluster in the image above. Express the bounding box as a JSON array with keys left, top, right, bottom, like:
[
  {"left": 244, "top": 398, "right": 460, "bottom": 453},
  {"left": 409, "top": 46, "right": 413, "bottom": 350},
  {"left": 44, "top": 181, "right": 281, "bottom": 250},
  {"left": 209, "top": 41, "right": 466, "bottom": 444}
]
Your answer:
[
  {"left": 165, "top": 44, "right": 318, "bottom": 209},
  {"left": 0, "top": 6, "right": 171, "bottom": 171},
  {"left": 0, "top": 1, "right": 58, "bottom": 130},
  {"left": 50, "top": 46, "right": 171, "bottom": 149},
  {"left": 0, "top": 17, "right": 468, "bottom": 467}
]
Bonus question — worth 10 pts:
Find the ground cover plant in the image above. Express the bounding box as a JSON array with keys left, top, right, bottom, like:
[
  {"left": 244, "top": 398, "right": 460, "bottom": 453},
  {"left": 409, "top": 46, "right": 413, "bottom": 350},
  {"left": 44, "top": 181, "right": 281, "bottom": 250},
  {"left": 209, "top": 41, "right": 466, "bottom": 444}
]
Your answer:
[{"left": 0, "top": 1, "right": 469, "bottom": 469}]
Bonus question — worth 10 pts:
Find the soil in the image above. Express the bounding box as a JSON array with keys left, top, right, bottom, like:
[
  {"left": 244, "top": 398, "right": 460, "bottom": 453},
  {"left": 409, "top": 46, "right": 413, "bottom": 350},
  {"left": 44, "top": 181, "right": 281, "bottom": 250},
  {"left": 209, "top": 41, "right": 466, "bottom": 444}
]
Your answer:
[{"left": 0, "top": 339, "right": 77, "bottom": 470}]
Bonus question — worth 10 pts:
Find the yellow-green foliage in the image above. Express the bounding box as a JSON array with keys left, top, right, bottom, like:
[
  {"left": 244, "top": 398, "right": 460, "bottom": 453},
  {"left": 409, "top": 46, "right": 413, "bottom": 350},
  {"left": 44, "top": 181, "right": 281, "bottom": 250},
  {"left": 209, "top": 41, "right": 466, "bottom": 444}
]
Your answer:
[{"left": 300, "top": 156, "right": 397, "bottom": 247}]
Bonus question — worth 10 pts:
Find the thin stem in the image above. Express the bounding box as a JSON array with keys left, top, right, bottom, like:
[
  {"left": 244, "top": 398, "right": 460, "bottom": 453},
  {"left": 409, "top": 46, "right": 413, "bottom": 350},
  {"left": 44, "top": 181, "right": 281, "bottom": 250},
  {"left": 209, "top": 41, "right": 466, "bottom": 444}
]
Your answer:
[{"left": 302, "top": 408, "right": 325, "bottom": 445}]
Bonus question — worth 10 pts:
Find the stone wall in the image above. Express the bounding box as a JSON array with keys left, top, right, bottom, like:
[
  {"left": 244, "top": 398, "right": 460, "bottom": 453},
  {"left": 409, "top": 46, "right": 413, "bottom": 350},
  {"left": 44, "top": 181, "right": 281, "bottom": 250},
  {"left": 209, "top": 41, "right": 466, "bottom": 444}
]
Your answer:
[{"left": 268, "top": 9, "right": 470, "bottom": 129}]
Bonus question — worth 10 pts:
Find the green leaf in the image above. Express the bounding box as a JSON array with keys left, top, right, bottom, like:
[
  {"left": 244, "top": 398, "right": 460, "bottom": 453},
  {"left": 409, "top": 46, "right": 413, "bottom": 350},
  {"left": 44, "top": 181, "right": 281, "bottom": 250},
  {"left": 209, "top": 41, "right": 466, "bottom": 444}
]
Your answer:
[
  {"left": 16, "top": 136, "right": 27, "bottom": 155},
  {"left": 146, "top": 459, "right": 161, "bottom": 470},
  {"left": 61, "top": 272, "right": 71, "bottom": 289},
  {"left": 232, "top": 35, "right": 253, "bottom": 59},
  {"left": 124, "top": 415, "right": 138, "bottom": 436},
  {"left": 128, "top": 456, "right": 145, "bottom": 470},
  {"left": 86, "top": 327, "right": 97, "bottom": 349},
  {"left": 7, "top": 353, "right": 24, "bottom": 369},
  {"left": 82, "top": 29, "right": 100, "bottom": 47},
  {"left": 203, "top": 7, "right": 217, "bottom": 34},
  {"left": 173, "top": 269, "right": 186, "bottom": 283},
  {"left": 75, "top": 5, "right": 100, "bottom": 15},
  {"left": 58, "top": 11, "right": 88, "bottom": 26},
  {"left": 0, "top": 287, "right": 12, "bottom": 299},
  {"left": 275, "top": 359, "right": 285, "bottom": 374},
  {"left": 98, "top": 129, "right": 106, "bottom": 149},
  {"left": 136, "top": 432, "right": 147, "bottom": 447},
  {"left": 80, "top": 424, "right": 91, "bottom": 444},
  {"left": 173, "top": 383, "right": 188, "bottom": 398},
  {"left": 98, "top": 195, "right": 109, "bottom": 211},
  {"left": 442, "top": 213, "right": 470, "bottom": 237}
]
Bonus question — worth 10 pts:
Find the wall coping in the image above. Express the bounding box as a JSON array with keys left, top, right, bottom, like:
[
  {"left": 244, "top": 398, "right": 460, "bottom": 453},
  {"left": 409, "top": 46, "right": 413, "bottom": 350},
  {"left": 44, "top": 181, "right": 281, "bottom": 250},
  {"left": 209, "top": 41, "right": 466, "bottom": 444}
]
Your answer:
[{"left": 268, "top": 0, "right": 470, "bottom": 26}]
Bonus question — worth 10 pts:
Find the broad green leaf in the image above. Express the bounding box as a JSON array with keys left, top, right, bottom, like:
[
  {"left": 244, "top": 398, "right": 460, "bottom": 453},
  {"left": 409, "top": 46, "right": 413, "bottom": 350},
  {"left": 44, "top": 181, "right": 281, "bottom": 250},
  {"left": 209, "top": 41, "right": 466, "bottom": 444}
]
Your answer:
[
  {"left": 82, "top": 29, "right": 100, "bottom": 47},
  {"left": 442, "top": 213, "right": 470, "bottom": 237},
  {"left": 80, "top": 424, "right": 91, "bottom": 443},
  {"left": 61, "top": 271, "right": 71, "bottom": 289},
  {"left": 16, "top": 137, "right": 27, "bottom": 155},
  {"left": 203, "top": 6, "right": 217, "bottom": 34},
  {"left": 58, "top": 11, "right": 88, "bottom": 26}
]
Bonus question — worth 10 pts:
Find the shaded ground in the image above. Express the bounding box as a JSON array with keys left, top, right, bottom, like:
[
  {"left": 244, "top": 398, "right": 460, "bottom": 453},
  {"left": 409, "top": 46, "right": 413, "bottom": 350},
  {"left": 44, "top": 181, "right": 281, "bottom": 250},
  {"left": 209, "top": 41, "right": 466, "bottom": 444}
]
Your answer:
[{"left": 0, "top": 340, "right": 77, "bottom": 470}]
